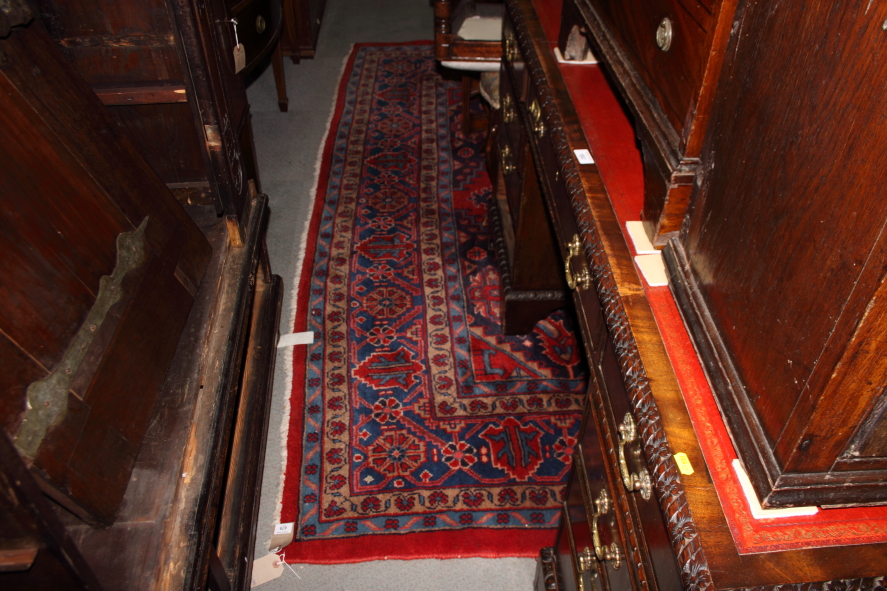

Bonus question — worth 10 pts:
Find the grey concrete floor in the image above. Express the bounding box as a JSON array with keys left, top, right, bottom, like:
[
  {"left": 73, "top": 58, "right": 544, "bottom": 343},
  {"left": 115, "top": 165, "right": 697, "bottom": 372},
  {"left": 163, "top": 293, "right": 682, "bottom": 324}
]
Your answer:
[{"left": 246, "top": 1, "right": 537, "bottom": 588}]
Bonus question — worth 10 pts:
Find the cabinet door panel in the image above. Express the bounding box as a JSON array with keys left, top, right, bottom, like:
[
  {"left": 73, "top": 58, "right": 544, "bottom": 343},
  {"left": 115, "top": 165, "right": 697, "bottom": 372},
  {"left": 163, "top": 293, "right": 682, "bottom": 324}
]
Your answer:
[{"left": 1, "top": 22, "right": 211, "bottom": 526}]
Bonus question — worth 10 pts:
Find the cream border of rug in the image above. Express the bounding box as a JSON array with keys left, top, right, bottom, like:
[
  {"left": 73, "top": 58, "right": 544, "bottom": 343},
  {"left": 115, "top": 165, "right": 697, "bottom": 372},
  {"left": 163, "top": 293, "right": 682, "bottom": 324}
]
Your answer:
[{"left": 266, "top": 47, "right": 355, "bottom": 553}]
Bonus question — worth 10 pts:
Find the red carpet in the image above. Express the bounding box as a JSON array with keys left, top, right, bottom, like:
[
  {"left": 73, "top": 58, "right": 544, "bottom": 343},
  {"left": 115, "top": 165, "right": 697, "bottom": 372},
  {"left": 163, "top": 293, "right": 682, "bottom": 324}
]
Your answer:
[{"left": 280, "top": 43, "right": 588, "bottom": 563}]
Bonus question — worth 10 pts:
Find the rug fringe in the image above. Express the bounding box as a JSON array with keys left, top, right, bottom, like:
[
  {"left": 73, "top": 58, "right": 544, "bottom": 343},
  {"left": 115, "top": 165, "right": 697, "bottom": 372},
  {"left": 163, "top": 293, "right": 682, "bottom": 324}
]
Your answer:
[{"left": 267, "top": 45, "right": 356, "bottom": 552}]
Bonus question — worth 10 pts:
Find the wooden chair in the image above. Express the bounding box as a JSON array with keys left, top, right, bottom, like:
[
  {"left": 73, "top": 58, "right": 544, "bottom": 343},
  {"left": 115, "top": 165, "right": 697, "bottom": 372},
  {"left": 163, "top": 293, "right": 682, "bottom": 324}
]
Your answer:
[{"left": 434, "top": 0, "right": 504, "bottom": 131}]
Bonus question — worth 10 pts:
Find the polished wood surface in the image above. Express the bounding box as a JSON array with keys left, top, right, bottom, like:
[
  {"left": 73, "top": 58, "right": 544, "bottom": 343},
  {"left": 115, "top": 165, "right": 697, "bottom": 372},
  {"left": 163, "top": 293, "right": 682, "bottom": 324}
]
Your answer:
[
  {"left": 507, "top": 0, "right": 887, "bottom": 587},
  {"left": 666, "top": 0, "right": 887, "bottom": 508},
  {"left": 434, "top": 0, "right": 503, "bottom": 64}
]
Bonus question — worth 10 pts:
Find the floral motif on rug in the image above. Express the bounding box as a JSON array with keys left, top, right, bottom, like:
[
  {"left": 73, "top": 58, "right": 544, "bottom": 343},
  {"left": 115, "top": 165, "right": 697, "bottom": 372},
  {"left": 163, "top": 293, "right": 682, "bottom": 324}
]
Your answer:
[{"left": 288, "top": 44, "right": 586, "bottom": 542}]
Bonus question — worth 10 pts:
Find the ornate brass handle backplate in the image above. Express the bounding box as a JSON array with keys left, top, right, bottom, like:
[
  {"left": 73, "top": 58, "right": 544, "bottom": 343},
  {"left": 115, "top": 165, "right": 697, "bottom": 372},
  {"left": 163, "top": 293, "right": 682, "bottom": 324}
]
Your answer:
[
  {"left": 502, "top": 94, "right": 516, "bottom": 124},
  {"left": 564, "top": 235, "right": 591, "bottom": 290},
  {"left": 591, "top": 488, "right": 621, "bottom": 570},
  {"left": 500, "top": 144, "right": 515, "bottom": 176},
  {"left": 504, "top": 35, "right": 519, "bottom": 62},
  {"left": 618, "top": 413, "right": 653, "bottom": 500}
]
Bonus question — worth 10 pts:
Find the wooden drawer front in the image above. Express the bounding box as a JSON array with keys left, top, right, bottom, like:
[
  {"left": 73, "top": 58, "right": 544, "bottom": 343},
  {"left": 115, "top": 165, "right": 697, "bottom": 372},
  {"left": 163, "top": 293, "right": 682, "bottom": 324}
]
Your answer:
[
  {"left": 561, "top": 489, "right": 607, "bottom": 591},
  {"left": 500, "top": 66, "right": 524, "bottom": 163},
  {"left": 539, "top": 159, "right": 607, "bottom": 366},
  {"left": 524, "top": 83, "right": 558, "bottom": 186},
  {"left": 595, "top": 337, "right": 684, "bottom": 591},
  {"left": 575, "top": 438, "right": 631, "bottom": 591},
  {"left": 556, "top": 505, "right": 584, "bottom": 591},
  {"left": 496, "top": 119, "right": 524, "bottom": 228},
  {"left": 502, "top": 4, "right": 527, "bottom": 101},
  {"left": 592, "top": 0, "right": 709, "bottom": 132}
]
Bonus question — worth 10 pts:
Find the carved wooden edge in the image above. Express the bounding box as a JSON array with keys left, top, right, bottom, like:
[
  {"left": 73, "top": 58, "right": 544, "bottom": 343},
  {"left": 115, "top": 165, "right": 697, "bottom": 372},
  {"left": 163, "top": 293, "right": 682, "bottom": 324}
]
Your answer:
[
  {"left": 726, "top": 577, "right": 887, "bottom": 591},
  {"left": 489, "top": 199, "right": 567, "bottom": 303},
  {"left": 505, "top": 1, "right": 714, "bottom": 589}
]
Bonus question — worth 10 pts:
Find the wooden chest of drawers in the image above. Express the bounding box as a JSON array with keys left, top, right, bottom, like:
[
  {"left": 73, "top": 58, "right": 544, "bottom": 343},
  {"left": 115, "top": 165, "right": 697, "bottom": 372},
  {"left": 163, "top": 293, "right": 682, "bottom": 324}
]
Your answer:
[{"left": 497, "top": 0, "right": 887, "bottom": 589}]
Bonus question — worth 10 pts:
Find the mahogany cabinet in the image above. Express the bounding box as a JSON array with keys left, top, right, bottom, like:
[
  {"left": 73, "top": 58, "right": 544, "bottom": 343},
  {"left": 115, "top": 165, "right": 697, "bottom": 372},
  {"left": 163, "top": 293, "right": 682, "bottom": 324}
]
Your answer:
[
  {"left": 496, "top": 0, "right": 887, "bottom": 589},
  {"left": 561, "top": 0, "right": 737, "bottom": 247},
  {"left": 663, "top": 0, "right": 887, "bottom": 509}
]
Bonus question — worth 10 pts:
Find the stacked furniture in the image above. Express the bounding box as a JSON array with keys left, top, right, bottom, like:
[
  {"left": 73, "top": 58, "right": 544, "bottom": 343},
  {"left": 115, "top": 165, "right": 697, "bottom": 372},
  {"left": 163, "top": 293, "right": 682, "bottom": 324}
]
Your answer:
[
  {"left": 490, "top": 0, "right": 887, "bottom": 588},
  {"left": 0, "top": 1, "right": 282, "bottom": 589}
]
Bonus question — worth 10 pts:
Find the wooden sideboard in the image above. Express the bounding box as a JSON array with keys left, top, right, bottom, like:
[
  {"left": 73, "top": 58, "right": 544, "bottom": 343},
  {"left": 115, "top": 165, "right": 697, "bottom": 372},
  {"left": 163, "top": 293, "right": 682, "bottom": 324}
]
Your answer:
[{"left": 493, "top": 0, "right": 887, "bottom": 589}]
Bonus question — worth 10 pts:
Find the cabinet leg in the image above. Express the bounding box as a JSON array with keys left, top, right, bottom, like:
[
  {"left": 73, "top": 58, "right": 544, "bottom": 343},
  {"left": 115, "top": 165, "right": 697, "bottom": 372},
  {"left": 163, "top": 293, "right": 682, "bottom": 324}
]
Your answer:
[{"left": 271, "top": 42, "right": 289, "bottom": 113}]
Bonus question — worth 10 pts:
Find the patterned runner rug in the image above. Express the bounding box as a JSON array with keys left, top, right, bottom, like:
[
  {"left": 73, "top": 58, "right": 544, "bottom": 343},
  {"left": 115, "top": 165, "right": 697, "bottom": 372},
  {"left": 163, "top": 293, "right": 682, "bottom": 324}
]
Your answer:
[{"left": 281, "top": 42, "right": 587, "bottom": 562}]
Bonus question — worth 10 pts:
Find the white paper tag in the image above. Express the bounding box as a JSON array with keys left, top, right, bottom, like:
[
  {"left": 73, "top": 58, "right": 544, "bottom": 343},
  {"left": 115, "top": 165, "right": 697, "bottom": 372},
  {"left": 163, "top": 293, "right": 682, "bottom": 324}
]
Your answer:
[
  {"left": 277, "top": 332, "right": 315, "bottom": 348},
  {"left": 574, "top": 149, "right": 594, "bottom": 164},
  {"left": 634, "top": 253, "right": 668, "bottom": 287},
  {"left": 626, "top": 221, "right": 657, "bottom": 255},
  {"left": 233, "top": 43, "right": 246, "bottom": 74},
  {"left": 269, "top": 522, "right": 295, "bottom": 551},
  {"left": 251, "top": 553, "right": 284, "bottom": 587}
]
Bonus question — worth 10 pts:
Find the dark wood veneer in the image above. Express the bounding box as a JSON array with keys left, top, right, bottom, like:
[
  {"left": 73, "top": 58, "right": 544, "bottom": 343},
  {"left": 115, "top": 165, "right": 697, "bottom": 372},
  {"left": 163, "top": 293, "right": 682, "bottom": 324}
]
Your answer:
[{"left": 667, "top": 0, "right": 887, "bottom": 509}]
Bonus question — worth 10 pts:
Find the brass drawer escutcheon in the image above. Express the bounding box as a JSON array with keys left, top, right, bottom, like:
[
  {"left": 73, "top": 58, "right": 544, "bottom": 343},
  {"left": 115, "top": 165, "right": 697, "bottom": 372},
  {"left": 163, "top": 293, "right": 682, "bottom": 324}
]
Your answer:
[
  {"left": 618, "top": 413, "right": 653, "bottom": 500},
  {"left": 565, "top": 234, "right": 591, "bottom": 290},
  {"left": 502, "top": 93, "right": 516, "bottom": 124},
  {"left": 591, "top": 489, "right": 621, "bottom": 570},
  {"left": 500, "top": 144, "right": 515, "bottom": 176},
  {"left": 529, "top": 98, "right": 545, "bottom": 137}
]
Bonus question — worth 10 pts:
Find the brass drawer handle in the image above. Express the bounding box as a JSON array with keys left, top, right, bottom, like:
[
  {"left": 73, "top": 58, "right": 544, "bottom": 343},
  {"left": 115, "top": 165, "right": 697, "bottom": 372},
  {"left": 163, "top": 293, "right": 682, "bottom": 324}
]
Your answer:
[
  {"left": 618, "top": 413, "right": 653, "bottom": 500},
  {"left": 577, "top": 546, "right": 598, "bottom": 591},
  {"left": 656, "top": 18, "right": 672, "bottom": 51},
  {"left": 256, "top": 14, "right": 266, "bottom": 34},
  {"left": 500, "top": 144, "right": 515, "bottom": 176},
  {"left": 528, "top": 99, "right": 545, "bottom": 137},
  {"left": 502, "top": 94, "right": 516, "bottom": 124},
  {"left": 565, "top": 235, "right": 591, "bottom": 290},
  {"left": 591, "top": 489, "right": 621, "bottom": 570}
]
